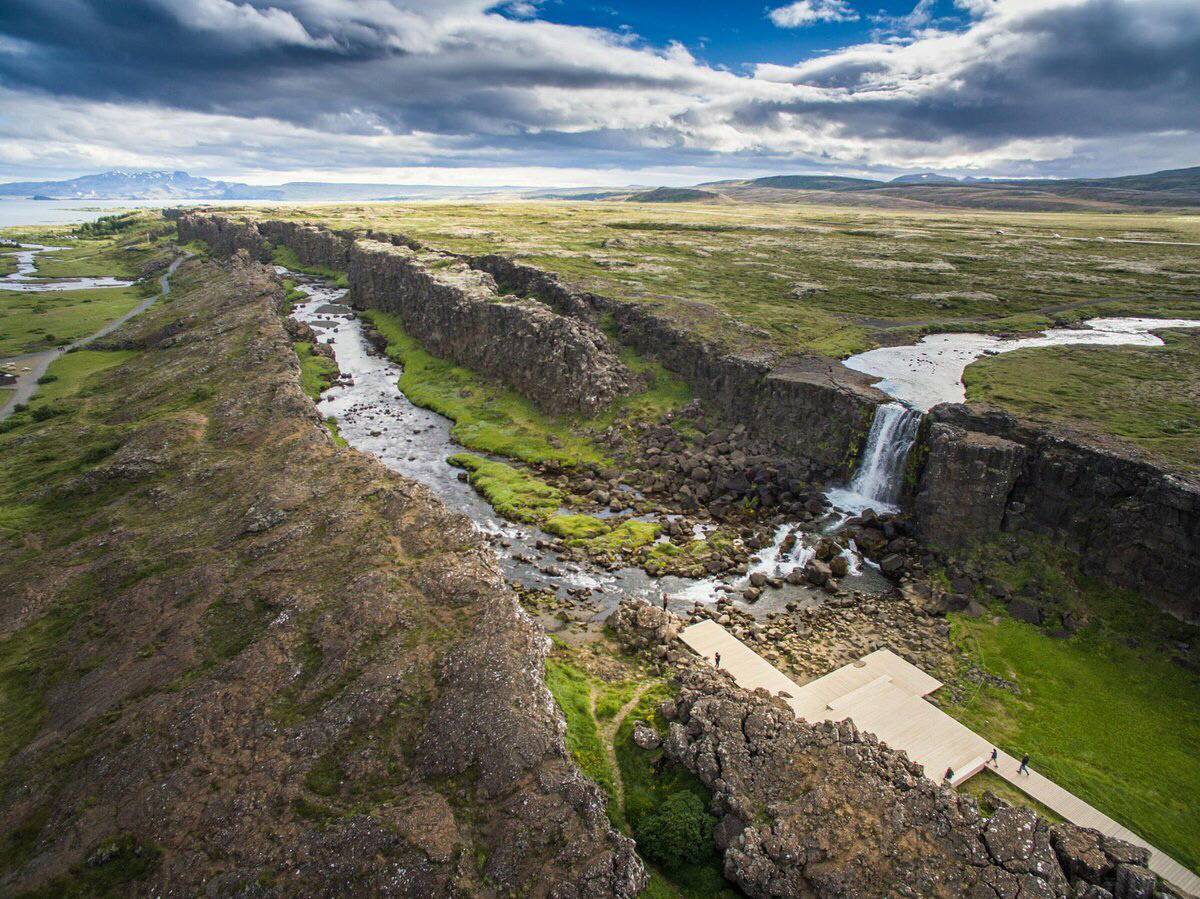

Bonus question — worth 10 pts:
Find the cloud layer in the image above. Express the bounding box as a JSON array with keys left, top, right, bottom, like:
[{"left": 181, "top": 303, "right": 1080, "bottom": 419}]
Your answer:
[{"left": 0, "top": 0, "right": 1196, "bottom": 183}]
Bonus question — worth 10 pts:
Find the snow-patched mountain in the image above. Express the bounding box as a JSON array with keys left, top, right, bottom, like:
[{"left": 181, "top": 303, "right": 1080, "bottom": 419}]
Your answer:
[{"left": 0, "top": 170, "right": 277, "bottom": 200}]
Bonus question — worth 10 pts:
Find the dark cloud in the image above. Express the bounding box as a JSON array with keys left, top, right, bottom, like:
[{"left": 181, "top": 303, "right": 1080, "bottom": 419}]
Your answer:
[{"left": 0, "top": 0, "right": 1196, "bottom": 179}]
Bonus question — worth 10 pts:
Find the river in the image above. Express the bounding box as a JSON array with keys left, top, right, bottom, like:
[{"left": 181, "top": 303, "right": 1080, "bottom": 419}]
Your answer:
[
  {"left": 287, "top": 273, "right": 889, "bottom": 630},
  {"left": 844, "top": 318, "right": 1200, "bottom": 411}
]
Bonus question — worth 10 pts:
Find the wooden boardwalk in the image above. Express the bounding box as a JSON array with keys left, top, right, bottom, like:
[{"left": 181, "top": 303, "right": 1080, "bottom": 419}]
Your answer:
[{"left": 680, "top": 620, "right": 1200, "bottom": 896}]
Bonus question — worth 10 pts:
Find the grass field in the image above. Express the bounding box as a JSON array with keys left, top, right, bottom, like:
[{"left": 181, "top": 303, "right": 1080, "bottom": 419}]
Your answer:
[
  {"left": 236, "top": 202, "right": 1200, "bottom": 360},
  {"left": 964, "top": 329, "right": 1200, "bottom": 472},
  {"left": 940, "top": 539, "right": 1200, "bottom": 872},
  {"left": 0, "top": 285, "right": 150, "bottom": 357}
]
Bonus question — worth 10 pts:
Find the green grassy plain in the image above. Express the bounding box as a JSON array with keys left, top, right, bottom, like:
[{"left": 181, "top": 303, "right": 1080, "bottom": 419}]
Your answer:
[
  {"left": 0, "top": 286, "right": 150, "bottom": 357},
  {"left": 240, "top": 202, "right": 1200, "bottom": 359},
  {"left": 940, "top": 539, "right": 1200, "bottom": 872},
  {"left": 964, "top": 329, "right": 1200, "bottom": 472}
]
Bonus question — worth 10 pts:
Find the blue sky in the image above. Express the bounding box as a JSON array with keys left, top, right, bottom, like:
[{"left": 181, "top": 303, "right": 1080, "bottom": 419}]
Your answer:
[
  {"left": 525, "top": 0, "right": 968, "bottom": 68},
  {"left": 0, "top": 0, "right": 1197, "bottom": 186}
]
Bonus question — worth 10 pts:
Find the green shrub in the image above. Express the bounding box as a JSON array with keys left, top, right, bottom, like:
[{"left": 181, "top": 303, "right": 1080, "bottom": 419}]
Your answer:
[
  {"left": 633, "top": 791, "right": 716, "bottom": 871},
  {"left": 36, "top": 374, "right": 59, "bottom": 385}
]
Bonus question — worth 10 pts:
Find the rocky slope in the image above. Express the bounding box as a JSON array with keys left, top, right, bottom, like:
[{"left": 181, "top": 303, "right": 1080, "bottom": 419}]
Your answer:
[
  {"left": 0, "top": 252, "right": 642, "bottom": 896},
  {"left": 609, "top": 600, "right": 1178, "bottom": 899}
]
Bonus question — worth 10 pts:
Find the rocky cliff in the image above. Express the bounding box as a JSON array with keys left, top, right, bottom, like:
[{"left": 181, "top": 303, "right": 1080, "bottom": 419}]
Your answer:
[
  {"left": 461, "top": 253, "right": 887, "bottom": 480},
  {"left": 174, "top": 210, "right": 272, "bottom": 260},
  {"left": 664, "top": 665, "right": 1174, "bottom": 899},
  {"left": 348, "top": 239, "right": 633, "bottom": 415},
  {"left": 0, "top": 252, "right": 643, "bottom": 897},
  {"left": 916, "top": 404, "right": 1200, "bottom": 620}
]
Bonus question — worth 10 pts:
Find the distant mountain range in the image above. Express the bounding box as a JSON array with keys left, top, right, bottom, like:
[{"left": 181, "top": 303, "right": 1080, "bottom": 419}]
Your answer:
[
  {"left": 2, "top": 166, "right": 1197, "bottom": 212},
  {"left": 0, "top": 170, "right": 511, "bottom": 201},
  {"left": 613, "top": 165, "right": 1200, "bottom": 211}
]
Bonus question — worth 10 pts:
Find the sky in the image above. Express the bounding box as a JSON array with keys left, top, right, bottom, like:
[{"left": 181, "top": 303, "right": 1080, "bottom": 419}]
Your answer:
[{"left": 0, "top": 0, "right": 1197, "bottom": 186}]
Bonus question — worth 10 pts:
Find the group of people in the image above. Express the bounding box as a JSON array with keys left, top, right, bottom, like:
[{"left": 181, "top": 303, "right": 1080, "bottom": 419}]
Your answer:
[{"left": 944, "top": 749, "right": 1032, "bottom": 784}]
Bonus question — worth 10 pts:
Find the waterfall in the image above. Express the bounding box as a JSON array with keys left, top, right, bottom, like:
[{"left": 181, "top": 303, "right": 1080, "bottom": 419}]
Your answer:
[{"left": 826, "top": 402, "right": 923, "bottom": 514}]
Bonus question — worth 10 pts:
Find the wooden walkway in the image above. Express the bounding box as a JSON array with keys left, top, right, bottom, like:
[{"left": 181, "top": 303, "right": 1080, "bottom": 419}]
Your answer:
[{"left": 680, "top": 620, "right": 1200, "bottom": 896}]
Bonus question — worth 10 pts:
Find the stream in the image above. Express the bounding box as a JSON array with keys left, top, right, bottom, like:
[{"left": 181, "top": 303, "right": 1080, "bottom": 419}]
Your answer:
[
  {"left": 844, "top": 318, "right": 1200, "bottom": 411},
  {"left": 0, "top": 242, "right": 137, "bottom": 292},
  {"left": 288, "top": 273, "right": 890, "bottom": 631}
]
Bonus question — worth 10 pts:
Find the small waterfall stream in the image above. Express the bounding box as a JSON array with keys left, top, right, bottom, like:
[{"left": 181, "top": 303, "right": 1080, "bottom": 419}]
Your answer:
[{"left": 826, "top": 402, "right": 923, "bottom": 515}]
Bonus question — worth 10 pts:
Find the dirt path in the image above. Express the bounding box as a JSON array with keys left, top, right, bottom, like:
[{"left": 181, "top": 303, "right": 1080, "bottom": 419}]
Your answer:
[
  {"left": 594, "top": 682, "right": 654, "bottom": 818},
  {"left": 0, "top": 250, "right": 191, "bottom": 421}
]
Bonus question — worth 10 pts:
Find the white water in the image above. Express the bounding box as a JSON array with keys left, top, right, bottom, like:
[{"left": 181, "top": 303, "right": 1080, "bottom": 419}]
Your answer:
[
  {"left": 844, "top": 317, "right": 1200, "bottom": 411},
  {"left": 826, "top": 402, "right": 923, "bottom": 516}
]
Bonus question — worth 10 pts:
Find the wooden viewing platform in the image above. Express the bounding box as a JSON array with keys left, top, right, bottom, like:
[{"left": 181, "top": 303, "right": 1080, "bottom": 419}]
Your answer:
[{"left": 680, "top": 619, "right": 1200, "bottom": 896}]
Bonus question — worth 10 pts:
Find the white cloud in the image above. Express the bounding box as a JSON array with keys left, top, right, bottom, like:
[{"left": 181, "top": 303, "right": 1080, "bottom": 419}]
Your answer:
[
  {"left": 153, "top": 0, "right": 334, "bottom": 49},
  {"left": 768, "top": 0, "right": 860, "bottom": 28}
]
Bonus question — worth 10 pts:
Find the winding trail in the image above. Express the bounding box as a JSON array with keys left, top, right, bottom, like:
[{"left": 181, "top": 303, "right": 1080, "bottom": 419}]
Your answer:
[
  {"left": 0, "top": 250, "right": 191, "bottom": 421},
  {"left": 595, "top": 681, "right": 655, "bottom": 819}
]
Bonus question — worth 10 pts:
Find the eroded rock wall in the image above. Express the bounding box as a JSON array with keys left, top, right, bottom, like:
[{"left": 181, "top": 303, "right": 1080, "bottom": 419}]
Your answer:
[
  {"left": 348, "top": 239, "right": 633, "bottom": 416},
  {"left": 175, "top": 211, "right": 272, "bottom": 261},
  {"left": 917, "top": 404, "right": 1200, "bottom": 620},
  {"left": 258, "top": 219, "right": 354, "bottom": 271},
  {"left": 461, "top": 254, "right": 885, "bottom": 479}
]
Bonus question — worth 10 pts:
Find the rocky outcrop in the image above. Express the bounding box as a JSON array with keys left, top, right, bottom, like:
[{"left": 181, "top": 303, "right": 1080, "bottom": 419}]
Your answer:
[
  {"left": 0, "top": 252, "right": 644, "bottom": 897},
  {"left": 175, "top": 211, "right": 272, "bottom": 261},
  {"left": 258, "top": 219, "right": 354, "bottom": 270},
  {"left": 916, "top": 423, "right": 1027, "bottom": 547},
  {"left": 349, "top": 239, "right": 632, "bottom": 415},
  {"left": 918, "top": 404, "right": 1200, "bottom": 620},
  {"left": 171, "top": 213, "right": 632, "bottom": 416},
  {"left": 463, "top": 254, "right": 886, "bottom": 479},
  {"left": 664, "top": 667, "right": 1174, "bottom": 899}
]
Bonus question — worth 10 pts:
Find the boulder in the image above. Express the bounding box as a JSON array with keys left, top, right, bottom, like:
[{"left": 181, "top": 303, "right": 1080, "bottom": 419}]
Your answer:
[
  {"left": 1008, "top": 597, "right": 1044, "bottom": 625},
  {"left": 632, "top": 723, "right": 663, "bottom": 751}
]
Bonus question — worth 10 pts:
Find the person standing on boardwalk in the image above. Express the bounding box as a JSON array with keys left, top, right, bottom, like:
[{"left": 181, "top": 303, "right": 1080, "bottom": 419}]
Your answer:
[
  {"left": 990, "top": 748, "right": 999, "bottom": 768},
  {"left": 1018, "top": 753, "right": 1030, "bottom": 775},
  {"left": 944, "top": 767, "right": 954, "bottom": 783},
  {"left": 714, "top": 652, "right": 721, "bottom": 668}
]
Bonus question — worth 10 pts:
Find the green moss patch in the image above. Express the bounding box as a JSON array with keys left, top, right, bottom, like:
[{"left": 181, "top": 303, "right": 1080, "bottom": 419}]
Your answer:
[
  {"left": 448, "top": 453, "right": 562, "bottom": 523},
  {"left": 294, "top": 341, "right": 338, "bottom": 401},
  {"left": 543, "top": 513, "right": 609, "bottom": 540}
]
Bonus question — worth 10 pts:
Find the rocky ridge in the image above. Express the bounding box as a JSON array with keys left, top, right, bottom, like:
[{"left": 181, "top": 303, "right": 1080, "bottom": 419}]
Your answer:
[{"left": 0, "top": 251, "right": 643, "bottom": 896}]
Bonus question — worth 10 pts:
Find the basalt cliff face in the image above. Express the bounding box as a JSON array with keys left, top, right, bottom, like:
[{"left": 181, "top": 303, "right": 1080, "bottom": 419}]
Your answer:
[
  {"left": 348, "top": 239, "right": 633, "bottom": 416},
  {"left": 175, "top": 212, "right": 633, "bottom": 416},
  {"left": 916, "top": 404, "right": 1200, "bottom": 620},
  {"left": 465, "top": 252, "right": 887, "bottom": 481},
  {"left": 0, "top": 252, "right": 643, "bottom": 897}
]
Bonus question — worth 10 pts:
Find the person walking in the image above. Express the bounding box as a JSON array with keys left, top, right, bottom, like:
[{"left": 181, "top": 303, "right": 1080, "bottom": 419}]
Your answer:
[
  {"left": 943, "top": 767, "right": 954, "bottom": 783},
  {"left": 990, "top": 748, "right": 999, "bottom": 768},
  {"left": 1018, "top": 753, "right": 1030, "bottom": 775},
  {"left": 714, "top": 651, "right": 721, "bottom": 669}
]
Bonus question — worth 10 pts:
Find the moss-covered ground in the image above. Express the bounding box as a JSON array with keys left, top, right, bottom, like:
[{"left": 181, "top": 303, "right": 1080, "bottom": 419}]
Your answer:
[
  {"left": 937, "top": 537, "right": 1200, "bottom": 872},
  {"left": 544, "top": 647, "right": 742, "bottom": 898},
  {"left": 294, "top": 340, "right": 339, "bottom": 401},
  {"left": 449, "top": 454, "right": 565, "bottom": 523},
  {"left": 963, "top": 329, "right": 1200, "bottom": 473}
]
